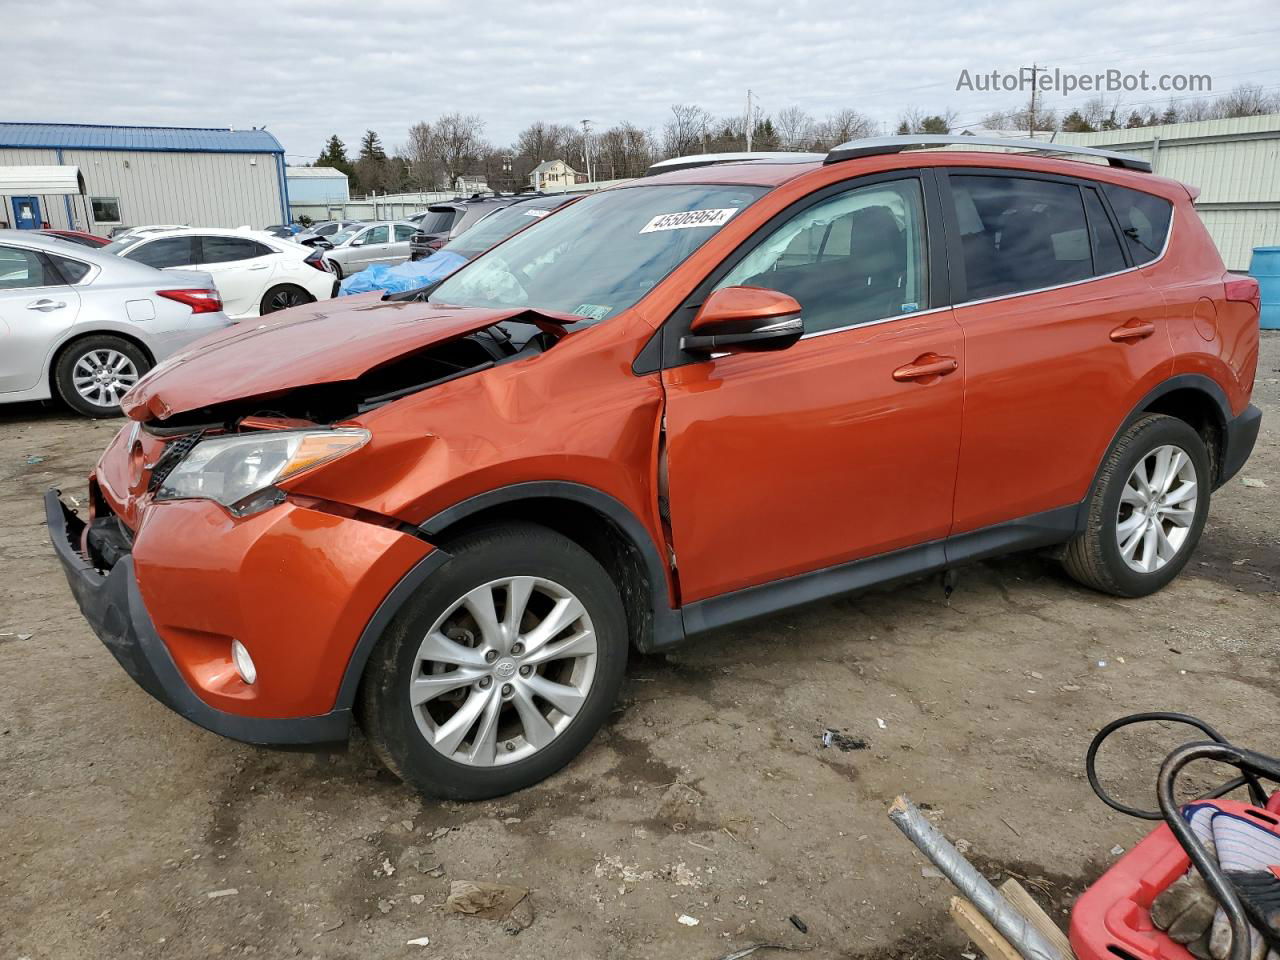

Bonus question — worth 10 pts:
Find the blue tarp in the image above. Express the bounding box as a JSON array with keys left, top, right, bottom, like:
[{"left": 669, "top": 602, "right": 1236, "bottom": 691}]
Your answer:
[{"left": 338, "top": 252, "right": 469, "bottom": 297}]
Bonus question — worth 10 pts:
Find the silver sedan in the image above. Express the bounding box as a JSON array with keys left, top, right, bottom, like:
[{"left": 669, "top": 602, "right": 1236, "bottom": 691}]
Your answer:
[
  {"left": 0, "top": 230, "right": 232, "bottom": 417},
  {"left": 321, "top": 221, "right": 419, "bottom": 279}
]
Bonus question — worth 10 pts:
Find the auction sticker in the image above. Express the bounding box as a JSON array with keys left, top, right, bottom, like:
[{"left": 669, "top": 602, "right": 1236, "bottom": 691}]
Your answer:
[{"left": 640, "top": 208, "right": 739, "bottom": 233}]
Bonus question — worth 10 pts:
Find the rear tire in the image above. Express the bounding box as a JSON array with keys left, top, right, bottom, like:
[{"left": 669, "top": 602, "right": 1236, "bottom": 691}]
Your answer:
[
  {"left": 329, "top": 259, "right": 343, "bottom": 281},
  {"left": 54, "top": 335, "right": 151, "bottom": 418},
  {"left": 1061, "top": 414, "right": 1210, "bottom": 597},
  {"left": 358, "top": 522, "right": 628, "bottom": 800},
  {"left": 260, "top": 284, "right": 315, "bottom": 315}
]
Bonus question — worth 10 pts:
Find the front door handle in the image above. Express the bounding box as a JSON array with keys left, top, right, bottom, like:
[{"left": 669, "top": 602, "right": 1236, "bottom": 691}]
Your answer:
[
  {"left": 26, "top": 299, "right": 66, "bottom": 312},
  {"left": 893, "top": 353, "right": 959, "bottom": 382},
  {"left": 1110, "top": 319, "right": 1156, "bottom": 342}
]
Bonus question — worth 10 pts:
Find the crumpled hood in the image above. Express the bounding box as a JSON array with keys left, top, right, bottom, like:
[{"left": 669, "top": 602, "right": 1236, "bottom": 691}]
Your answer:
[{"left": 121, "top": 292, "right": 575, "bottom": 421}]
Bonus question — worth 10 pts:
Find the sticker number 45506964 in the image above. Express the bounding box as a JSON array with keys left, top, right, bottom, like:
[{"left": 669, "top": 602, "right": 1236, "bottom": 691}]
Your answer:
[{"left": 639, "top": 208, "right": 739, "bottom": 234}]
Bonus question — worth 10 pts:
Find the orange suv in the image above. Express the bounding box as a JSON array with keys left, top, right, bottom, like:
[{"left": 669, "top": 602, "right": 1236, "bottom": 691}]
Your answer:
[{"left": 49, "top": 136, "right": 1261, "bottom": 799}]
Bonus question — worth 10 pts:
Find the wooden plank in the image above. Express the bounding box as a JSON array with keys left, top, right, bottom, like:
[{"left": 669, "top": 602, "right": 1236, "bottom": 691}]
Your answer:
[
  {"left": 949, "top": 896, "right": 1025, "bottom": 960},
  {"left": 999, "top": 879, "right": 1076, "bottom": 960}
]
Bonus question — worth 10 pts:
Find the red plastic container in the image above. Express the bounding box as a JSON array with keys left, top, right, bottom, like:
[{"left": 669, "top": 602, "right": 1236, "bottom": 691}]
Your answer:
[{"left": 1070, "top": 795, "right": 1280, "bottom": 960}]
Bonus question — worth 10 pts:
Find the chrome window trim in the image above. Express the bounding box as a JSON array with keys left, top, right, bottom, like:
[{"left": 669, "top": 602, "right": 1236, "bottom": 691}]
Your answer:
[{"left": 799, "top": 199, "right": 1174, "bottom": 339}]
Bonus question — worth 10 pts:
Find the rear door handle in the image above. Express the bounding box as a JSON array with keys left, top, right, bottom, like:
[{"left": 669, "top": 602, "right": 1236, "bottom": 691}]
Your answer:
[
  {"left": 1110, "top": 319, "right": 1156, "bottom": 342},
  {"left": 248, "top": 263, "right": 269, "bottom": 271},
  {"left": 26, "top": 299, "right": 66, "bottom": 312},
  {"left": 893, "top": 354, "right": 959, "bottom": 382}
]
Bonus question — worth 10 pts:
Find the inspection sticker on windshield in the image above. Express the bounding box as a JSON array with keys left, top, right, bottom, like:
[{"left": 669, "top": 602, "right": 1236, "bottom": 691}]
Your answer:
[{"left": 640, "top": 208, "right": 739, "bottom": 234}]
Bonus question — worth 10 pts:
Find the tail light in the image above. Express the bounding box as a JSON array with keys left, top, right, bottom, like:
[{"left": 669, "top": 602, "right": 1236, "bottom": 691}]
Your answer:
[
  {"left": 1224, "top": 274, "right": 1260, "bottom": 313},
  {"left": 304, "top": 249, "right": 330, "bottom": 273},
  {"left": 157, "top": 288, "right": 223, "bottom": 314}
]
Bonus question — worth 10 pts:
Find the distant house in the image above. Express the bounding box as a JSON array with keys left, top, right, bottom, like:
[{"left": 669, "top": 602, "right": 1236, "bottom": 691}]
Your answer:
[
  {"left": 285, "top": 166, "right": 350, "bottom": 204},
  {"left": 529, "top": 159, "right": 585, "bottom": 190},
  {"left": 454, "top": 174, "right": 490, "bottom": 194}
]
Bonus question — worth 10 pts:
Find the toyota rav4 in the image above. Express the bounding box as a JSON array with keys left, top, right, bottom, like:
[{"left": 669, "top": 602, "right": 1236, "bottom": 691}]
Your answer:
[{"left": 49, "top": 137, "right": 1262, "bottom": 800}]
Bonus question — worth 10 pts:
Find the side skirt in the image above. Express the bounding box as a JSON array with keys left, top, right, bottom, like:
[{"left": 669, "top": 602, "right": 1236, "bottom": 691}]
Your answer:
[{"left": 679, "top": 504, "right": 1082, "bottom": 638}]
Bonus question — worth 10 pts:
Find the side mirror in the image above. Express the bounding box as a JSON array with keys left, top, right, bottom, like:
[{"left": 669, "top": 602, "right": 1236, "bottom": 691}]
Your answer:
[{"left": 681, "top": 286, "right": 804, "bottom": 355}]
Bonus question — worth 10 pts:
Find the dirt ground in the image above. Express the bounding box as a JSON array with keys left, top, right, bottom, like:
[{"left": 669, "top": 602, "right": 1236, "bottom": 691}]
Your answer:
[{"left": 2, "top": 334, "right": 1277, "bottom": 960}]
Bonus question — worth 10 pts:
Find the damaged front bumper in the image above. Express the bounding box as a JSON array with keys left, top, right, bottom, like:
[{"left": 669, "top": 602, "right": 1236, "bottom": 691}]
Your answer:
[{"left": 47, "top": 490, "right": 354, "bottom": 746}]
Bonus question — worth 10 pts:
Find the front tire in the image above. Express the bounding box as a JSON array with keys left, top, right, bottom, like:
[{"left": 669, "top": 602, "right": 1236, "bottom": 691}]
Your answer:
[
  {"left": 54, "top": 335, "right": 151, "bottom": 418},
  {"left": 1062, "top": 414, "right": 1211, "bottom": 597},
  {"left": 358, "top": 522, "right": 628, "bottom": 800}
]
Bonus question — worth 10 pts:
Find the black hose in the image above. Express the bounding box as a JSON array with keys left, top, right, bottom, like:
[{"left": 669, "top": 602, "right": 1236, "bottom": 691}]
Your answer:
[{"left": 1085, "top": 712, "right": 1269, "bottom": 819}]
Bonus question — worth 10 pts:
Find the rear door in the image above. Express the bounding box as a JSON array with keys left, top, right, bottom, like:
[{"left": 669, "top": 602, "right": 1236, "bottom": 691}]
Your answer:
[
  {"left": 193, "top": 235, "right": 277, "bottom": 317},
  {"left": 662, "top": 171, "right": 964, "bottom": 603},
  {"left": 941, "top": 170, "right": 1172, "bottom": 534},
  {"left": 0, "top": 243, "right": 81, "bottom": 392}
]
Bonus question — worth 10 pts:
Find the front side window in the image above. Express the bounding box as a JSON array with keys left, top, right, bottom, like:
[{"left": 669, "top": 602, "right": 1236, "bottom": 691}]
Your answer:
[
  {"left": 200, "top": 236, "right": 271, "bottom": 263},
  {"left": 431, "top": 184, "right": 767, "bottom": 323},
  {"left": 91, "top": 197, "right": 121, "bottom": 223},
  {"left": 0, "top": 245, "right": 51, "bottom": 289},
  {"left": 715, "top": 179, "right": 929, "bottom": 334},
  {"left": 362, "top": 226, "right": 390, "bottom": 244},
  {"left": 1103, "top": 184, "right": 1173, "bottom": 266},
  {"left": 124, "top": 236, "right": 198, "bottom": 269},
  {"left": 950, "top": 175, "right": 1092, "bottom": 300}
]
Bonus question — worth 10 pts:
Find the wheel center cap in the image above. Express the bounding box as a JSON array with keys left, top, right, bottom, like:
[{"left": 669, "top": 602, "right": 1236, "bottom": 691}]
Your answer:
[{"left": 494, "top": 659, "right": 517, "bottom": 680}]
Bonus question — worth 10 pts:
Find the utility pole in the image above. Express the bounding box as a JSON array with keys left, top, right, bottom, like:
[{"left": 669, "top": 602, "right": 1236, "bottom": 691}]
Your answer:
[
  {"left": 580, "top": 119, "right": 594, "bottom": 182},
  {"left": 745, "top": 89, "right": 754, "bottom": 151},
  {"left": 1028, "top": 63, "right": 1038, "bottom": 139}
]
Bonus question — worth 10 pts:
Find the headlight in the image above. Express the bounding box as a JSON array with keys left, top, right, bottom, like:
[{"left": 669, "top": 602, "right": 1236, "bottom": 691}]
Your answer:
[{"left": 155, "top": 428, "right": 370, "bottom": 514}]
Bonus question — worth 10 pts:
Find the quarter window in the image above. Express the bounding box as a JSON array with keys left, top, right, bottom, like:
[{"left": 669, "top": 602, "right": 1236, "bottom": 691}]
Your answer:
[
  {"left": 1102, "top": 184, "right": 1173, "bottom": 266},
  {"left": 715, "top": 179, "right": 930, "bottom": 334},
  {"left": 125, "top": 236, "right": 198, "bottom": 269},
  {"left": 45, "top": 252, "right": 92, "bottom": 284},
  {"left": 91, "top": 197, "right": 121, "bottom": 223},
  {"left": 949, "top": 176, "right": 1092, "bottom": 300}
]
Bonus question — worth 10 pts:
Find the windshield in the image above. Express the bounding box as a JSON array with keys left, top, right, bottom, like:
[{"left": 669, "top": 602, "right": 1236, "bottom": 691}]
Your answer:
[
  {"left": 447, "top": 200, "right": 568, "bottom": 255},
  {"left": 429, "top": 184, "right": 766, "bottom": 322},
  {"left": 329, "top": 229, "right": 357, "bottom": 246},
  {"left": 416, "top": 209, "right": 458, "bottom": 234}
]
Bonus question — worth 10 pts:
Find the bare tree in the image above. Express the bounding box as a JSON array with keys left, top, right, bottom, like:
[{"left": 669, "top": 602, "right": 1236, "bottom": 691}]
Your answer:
[
  {"left": 814, "top": 108, "right": 875, "bottom": 147},
  {"left": 1217, "top": 83, "right": 1279, "bottom": 118},
  {"left": 775, "top": 105, "right": 814, "bottom": 150},
  {"left": 663, "top": 103, "right": 713, "bottom": 158},
  {"left": 401, "top": 121, "right": 442, "bottom": 190},
  {"left": 434, "top": 113, "right": 488, "bottom": 188},
  {"left": 897, "top": 108, "right": 958, "bottom": 134}
]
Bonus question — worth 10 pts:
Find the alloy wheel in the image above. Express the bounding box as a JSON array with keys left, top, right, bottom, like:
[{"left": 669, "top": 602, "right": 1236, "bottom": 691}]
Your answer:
[
  {"left": 1115, "top": 444, "right": 1198, "bottom": 574},
  {"left": 410, "top": 576, "right": 598, "bottom": 766},
  {"left": 266, "top": 287, "right": 308, "bottom": 312},
  {"left": 72, "top": 349, "right": 140, "bottom": 409}
]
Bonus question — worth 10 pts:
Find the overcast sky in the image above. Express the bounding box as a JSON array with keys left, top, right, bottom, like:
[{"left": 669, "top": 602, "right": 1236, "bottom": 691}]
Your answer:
[{"left": 6, "top": 0, "right": 1279, "bottom": 162}]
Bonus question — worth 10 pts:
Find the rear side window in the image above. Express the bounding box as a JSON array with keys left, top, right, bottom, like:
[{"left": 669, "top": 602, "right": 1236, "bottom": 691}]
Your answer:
[
  {"left": 394, "top": 224, "right": 416, "bottom": 241},
  {"left": 126, "top": 236, "right": 197, "bottom": 269},
  {"left": 1082, "top": 188, "right": 1127, "bottom": 275},
  {"left": 1102, "top": 184, "right": 1173, "bottom": 265},
  {"left": 46, "top": 252, "right": 92, "bottom": 284},
  {"left": 0, "top": 245, "right": 51, "bottom": 289},
  {"left": 200, "top": 236, "right": 272, "bottom": 263},
  {"left": 950, "top": 175, "right": 1094, "bottom": 300}
]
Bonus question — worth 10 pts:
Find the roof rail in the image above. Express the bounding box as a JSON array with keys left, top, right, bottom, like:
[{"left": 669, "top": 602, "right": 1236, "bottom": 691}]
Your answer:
[
  {"left": 646, "top": 151, "right": 825, "bottom": 176},
  {"left": 823, "top": 135, "right": 1152, "bottom": 172}
]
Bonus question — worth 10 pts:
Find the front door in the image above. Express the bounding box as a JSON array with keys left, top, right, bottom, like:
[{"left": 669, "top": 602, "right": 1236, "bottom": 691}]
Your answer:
[
  {"left": 11, "top": 197, "right": 42, "bottom": 229},
  {"left": 662, "top": 174, "right": 964, "bottom": 603}
]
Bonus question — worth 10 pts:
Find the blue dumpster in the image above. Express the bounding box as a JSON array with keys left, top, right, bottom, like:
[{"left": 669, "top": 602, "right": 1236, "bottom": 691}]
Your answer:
[{"left": 1249, "top": 246, "right": 1280, "bottom": 330}]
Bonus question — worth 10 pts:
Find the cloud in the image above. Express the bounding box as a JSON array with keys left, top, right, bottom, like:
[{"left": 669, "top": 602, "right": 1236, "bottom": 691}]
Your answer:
[{"left": 6, "top": 0, "right": 1277, "bottom": 160}]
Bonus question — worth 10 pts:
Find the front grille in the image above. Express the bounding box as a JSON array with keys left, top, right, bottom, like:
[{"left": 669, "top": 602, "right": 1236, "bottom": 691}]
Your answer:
[{"left": 147, "top": 429, "right": 203, "bottom": 492}]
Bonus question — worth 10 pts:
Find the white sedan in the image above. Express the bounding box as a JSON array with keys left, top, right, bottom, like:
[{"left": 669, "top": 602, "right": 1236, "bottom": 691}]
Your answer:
[{"left": 103, "top": 228, "right": 338, "bottom": 319}]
